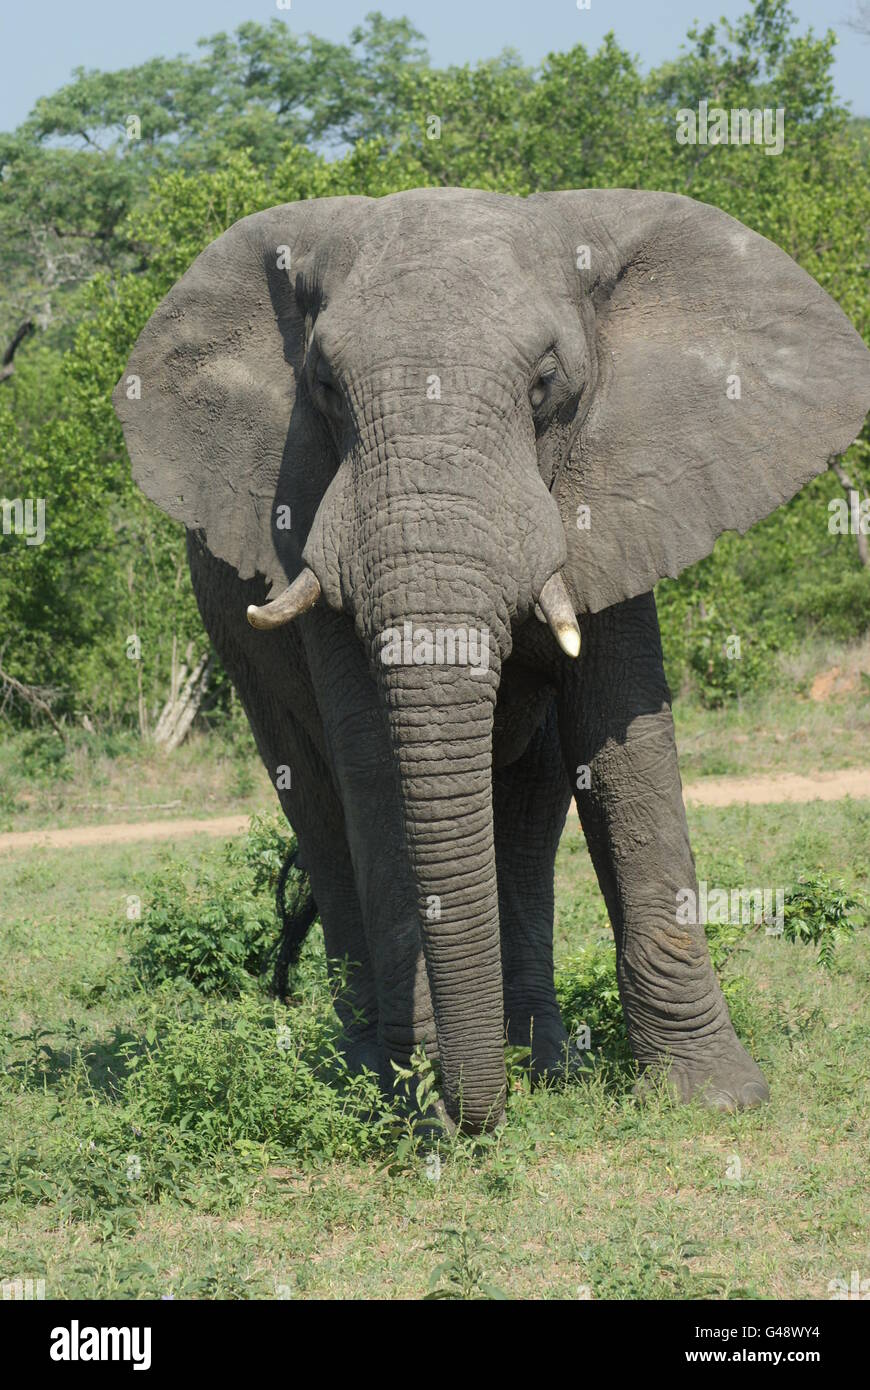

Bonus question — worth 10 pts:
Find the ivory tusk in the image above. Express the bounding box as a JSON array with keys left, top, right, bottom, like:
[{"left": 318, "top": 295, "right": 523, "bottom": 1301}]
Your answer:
[
  {"left": 246, "top": 567, "right": 321, "bottom": 630},
  {"left": 537, "top": 571, "right": 581, "bottom": 658}
]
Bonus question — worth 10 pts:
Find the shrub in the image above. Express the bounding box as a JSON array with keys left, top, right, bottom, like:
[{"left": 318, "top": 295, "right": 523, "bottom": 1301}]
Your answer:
[
  {"left": 119, "top": 991, "right": 393, "bottom": 1167},
  {"left": 781, "top": 873, "right": 863, "bottom": 969},
  {"left": 787, "top": 572, "right": 870, "bottom": 644},
  {"left": 128, "top": 860, "right": 277, "bottom": 995},
  {"left": 555, "top": 943, "right": 630, "bottom": 1067},
  {"left": 128, "top": 815, "right": 309, "bottom": 996}
]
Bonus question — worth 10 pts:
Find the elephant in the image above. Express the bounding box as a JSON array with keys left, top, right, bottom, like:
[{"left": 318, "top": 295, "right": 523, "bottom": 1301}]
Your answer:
[{"left": 114, "top": 187, "right": 870, "bottom": 1133}]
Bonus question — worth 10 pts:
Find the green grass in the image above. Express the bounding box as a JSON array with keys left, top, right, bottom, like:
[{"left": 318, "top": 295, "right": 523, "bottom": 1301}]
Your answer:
[
  {"left": 672, "top": 634, "right": 870, "bottom": 780},
  {"left": 1, "top": 796, "right": 868, "bottom": 1300},
  {"left": 0, "top": 725, "right": 273, "bottom": 833}
]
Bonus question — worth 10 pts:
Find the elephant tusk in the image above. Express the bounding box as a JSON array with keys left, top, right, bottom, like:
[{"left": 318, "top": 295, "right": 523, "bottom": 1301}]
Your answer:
[
  {"left": 537, "top": 572, "right": 581, "bottom": 658},
  {"left": 246, "top": 567, "right": 321, "bottom": 630}
]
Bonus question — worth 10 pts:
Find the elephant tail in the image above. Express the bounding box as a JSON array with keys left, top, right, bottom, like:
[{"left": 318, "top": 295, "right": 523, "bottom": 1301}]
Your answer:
[{"left": 271, "top": 847, "right": 318, "bottom": 997}]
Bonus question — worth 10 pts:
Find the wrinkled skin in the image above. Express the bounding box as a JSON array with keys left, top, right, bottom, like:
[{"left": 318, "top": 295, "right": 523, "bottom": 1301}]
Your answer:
[{"left": 115, "top": 188, "right": 870, "bottom": 1132}]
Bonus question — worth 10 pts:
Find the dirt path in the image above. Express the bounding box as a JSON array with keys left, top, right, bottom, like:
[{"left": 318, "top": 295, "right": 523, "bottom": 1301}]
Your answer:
[
  {"left": 682, "top": 766, "right": 870, "bottom": 808},
  {"left": 0, "top": 814, "right": 250, "bottom": 854},
  {"left": 1, "top": 767, "right": 869, "bottom": 855}
]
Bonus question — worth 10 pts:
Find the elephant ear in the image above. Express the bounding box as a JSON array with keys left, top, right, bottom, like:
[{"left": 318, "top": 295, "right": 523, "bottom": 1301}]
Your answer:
[
  {"left": 113, "top": 197, "right": 368, "bottom": 590},
  {"left": 530, "top": 189, "right": 870, "bottom": 614}
]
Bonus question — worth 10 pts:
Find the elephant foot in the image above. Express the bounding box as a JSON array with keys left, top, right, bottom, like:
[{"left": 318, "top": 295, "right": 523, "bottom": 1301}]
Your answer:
[
  {"left": 505, "top": 1012, "right": 593, "bottom": 1085},
  {"left": 633, "top": 1030, "right": 769, "bottom": 1112}
]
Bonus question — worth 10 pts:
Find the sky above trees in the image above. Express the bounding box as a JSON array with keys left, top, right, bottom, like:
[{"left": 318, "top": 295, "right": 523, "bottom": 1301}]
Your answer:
[{"left": 1, "top": 0, "right": 868, "bottom": 131}]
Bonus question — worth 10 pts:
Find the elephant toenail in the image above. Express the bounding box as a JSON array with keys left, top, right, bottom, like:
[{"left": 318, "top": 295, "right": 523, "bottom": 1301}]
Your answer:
[
  {"left": 739, "top": 1080, "right": 770, "bottom": 1108},
  {"left": 704, "top": 1088, "right": 735, "bottom": 1112}
]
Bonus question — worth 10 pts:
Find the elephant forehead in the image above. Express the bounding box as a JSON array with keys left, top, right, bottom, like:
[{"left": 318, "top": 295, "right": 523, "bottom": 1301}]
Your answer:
[
  {"left": 355, "top": 185, "right": 523, "bottom": 240},
  {"left": 327, "top": 279, "right": 529, "bottom": 356},
  {"left": 298, "top": 193, "right": 555, "bottom": 366},
  {"left": 340, "top": 199, "right": 530, "bottom": 292},
  {"left": 317, "top": 265, "right": 552, "bottom": 380}
]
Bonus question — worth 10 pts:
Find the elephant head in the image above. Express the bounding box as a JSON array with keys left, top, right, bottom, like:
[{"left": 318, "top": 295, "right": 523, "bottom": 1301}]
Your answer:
[{"left": 114, "top": 188, "right": 870, "bottom": 1128}]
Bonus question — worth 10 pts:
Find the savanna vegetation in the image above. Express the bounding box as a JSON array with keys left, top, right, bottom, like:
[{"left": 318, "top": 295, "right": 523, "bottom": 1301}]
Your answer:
[{"left": 1, "top": 794, "right": 866, "bottom": 1298}]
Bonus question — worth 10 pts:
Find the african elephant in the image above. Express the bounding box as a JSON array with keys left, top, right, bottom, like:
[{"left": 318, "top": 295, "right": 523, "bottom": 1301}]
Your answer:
[{"left": 114, "top": 187, "right": 870, "bottom": 1132}]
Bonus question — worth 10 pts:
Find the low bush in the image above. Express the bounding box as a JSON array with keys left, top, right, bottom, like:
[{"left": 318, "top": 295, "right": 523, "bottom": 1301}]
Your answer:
[
  {"left": 127, "top": 814, "right": 310, "bottom": 996},
  {"left": 781, "top": 872, "right": 863, "bottom": 969}
]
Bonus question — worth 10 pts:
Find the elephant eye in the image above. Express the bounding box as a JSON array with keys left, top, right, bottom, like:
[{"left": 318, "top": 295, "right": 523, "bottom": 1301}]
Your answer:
[
  {"left": 529, "top": 363, "right": 559, "bottom": 412},
  {"left": 312, "top": 359, "right": 344, "bottom": 420}
]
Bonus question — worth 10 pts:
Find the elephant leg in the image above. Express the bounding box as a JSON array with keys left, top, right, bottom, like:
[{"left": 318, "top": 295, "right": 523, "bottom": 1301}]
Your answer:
[
  {"left": 494, "top": 700, "right": 576, "bottom": 1078},
  {"left": 557, "top": 591, "right": 769, "bottom": 1111},
  {"left": 225, "top": 687, "right": 383, "bottom": 1073},
  {"left": 302, "top": 608, "right": 437, "bottom": 1077},
  {"left": 270, "top": 724, "right": 382, "bottom": 1075},
  {"left": 185, "top": 537, "right": 380, "bottom": 1072}
]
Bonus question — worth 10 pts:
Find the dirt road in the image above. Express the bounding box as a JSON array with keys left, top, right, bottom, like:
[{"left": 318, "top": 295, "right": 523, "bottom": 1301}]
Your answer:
[
  {"left": 1, "top": 766, "right": 869, "bottom": 855},
  {"left": 0, "top": 814, "right": 251, "bottom": 854},
  {"left": 681, "top": 766, "right": 870, "bottom": 808}
]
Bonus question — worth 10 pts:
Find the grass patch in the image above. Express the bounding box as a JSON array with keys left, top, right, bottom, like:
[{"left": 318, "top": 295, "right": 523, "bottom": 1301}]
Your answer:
[
  {"left": 0, "top": 725, "right": 273, "bottom": 833},
  {"left": 672, "top": 633, "right": 870, "bottom": 779},
  {"left": 0, "top": 800, "right": 868, "bottom": 1298}
]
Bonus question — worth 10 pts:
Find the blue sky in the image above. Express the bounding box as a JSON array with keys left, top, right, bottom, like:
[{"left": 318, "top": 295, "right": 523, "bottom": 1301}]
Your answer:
[{"left": 0, "top": 0, "right": 866, "bottom": 131}]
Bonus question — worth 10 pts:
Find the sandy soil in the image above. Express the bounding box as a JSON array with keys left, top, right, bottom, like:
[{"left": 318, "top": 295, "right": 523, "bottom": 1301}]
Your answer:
[
  {"left": 681, "top": 766, "right": 870, "bottom": 807},
  {"left": 0, "top": 814, "right": 250, "bottom": 854}
]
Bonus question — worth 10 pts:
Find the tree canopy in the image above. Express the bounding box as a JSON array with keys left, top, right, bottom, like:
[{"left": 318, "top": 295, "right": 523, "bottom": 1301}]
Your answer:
[{"left": 1, "top": 1, "right": 868, "bottom": 728}]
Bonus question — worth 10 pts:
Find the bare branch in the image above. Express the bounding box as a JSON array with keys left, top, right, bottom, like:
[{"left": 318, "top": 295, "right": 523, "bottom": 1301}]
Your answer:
[
  {"left": 0, "top": 661, "right": 65, "bottom": 732},
  {"left": 153, "top": 652, "right": 214, "bottom": 752},
  {"left": 845, "top": 1, "right": 870, "bottom": 38}
]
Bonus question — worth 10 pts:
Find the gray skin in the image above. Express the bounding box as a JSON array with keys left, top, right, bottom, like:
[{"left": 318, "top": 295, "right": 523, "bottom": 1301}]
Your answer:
[{"left": 115, "top": 188, "right": 870, "bottom": 1133}]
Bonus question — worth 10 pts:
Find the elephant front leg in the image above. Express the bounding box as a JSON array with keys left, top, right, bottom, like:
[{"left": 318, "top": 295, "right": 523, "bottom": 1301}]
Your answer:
[
  {"left": 558, "top": 592, "right": 769, "bottom": 1111},
  {"left": 494, "top": 701, "right": 579, "bottom": 1080},
  {"left": 303, "top": 611, "right": 438, "bottom": 1085},
  {"left": 284, "top": 769, "right": 382, "bottom": 1079}
]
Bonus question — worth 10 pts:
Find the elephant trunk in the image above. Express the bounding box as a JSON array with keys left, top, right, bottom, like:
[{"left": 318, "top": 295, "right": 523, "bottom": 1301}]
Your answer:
[
  {"left": 300, "top": 420, "right": 570, "bottom": 1130},
  {"left": 368, "top": 562, "right": 510, "bottom": 1132}
]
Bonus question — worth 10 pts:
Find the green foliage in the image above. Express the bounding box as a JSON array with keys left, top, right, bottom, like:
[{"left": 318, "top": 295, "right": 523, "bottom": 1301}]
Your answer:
[
  {"left": 658, "top": 542, "right": 781, "bottom": 706},
  {"left": 119, "top": 991, "right": 391, "bottom": 1167},
  {"left": 555, "top": 944, "right": 629, "bottom": 1067},
  {"left": 424, "top": 1224, "right": 510, "bottom": 1300},
  {"left": 128, "top": 860, "right": 277, "bottom": 996},
  {"left": 781, "top": 873, "right": 863, "bottom": 968},
  {"left": 0, "top": 986, "right": 398, "bottom": 1223},
  {"left": 127, "top": 814, "right": 305, "bottom": 995},
  {"left": 232, "top": 811, "right": 299, "bottom": 897},
  {"left": 787, "top": 570, "right": 870, "bottom": 643}
]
